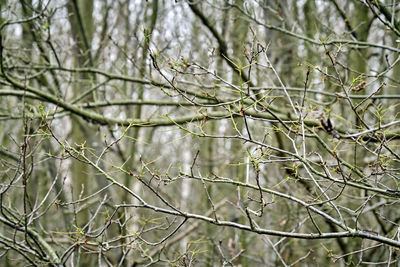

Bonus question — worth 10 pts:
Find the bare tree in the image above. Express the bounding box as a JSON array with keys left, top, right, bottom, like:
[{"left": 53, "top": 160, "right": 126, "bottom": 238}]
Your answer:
[{"left": 1, "top": 0, "right": 400, "bottom": 266}]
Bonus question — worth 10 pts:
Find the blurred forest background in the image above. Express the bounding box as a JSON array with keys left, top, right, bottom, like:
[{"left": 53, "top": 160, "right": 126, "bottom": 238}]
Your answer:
[{"left": 1, "top": 0, "right": 400, "bottom": 266}]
